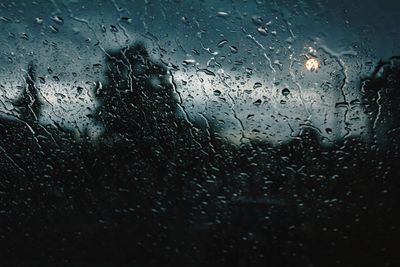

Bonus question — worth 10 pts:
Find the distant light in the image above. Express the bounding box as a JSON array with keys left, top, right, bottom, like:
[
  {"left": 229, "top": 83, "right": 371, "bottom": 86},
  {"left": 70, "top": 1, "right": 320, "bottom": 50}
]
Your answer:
[
  {"left": 305, "top": 58, "right": 319, "bottom": 72},
  {"left": 308, "top": 47, "right": 317, "bottom": 54}
]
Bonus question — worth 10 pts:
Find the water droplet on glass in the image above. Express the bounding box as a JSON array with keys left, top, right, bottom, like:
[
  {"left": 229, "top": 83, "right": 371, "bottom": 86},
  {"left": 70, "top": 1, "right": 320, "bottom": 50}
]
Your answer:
[
  {"left": 198, "top": 68, "right": 215, "bottom": 76},
  {"left": 183, "top": 59, "right": 196, "bottom": 65},
  {"left": 51, "top": 16, "right": 64, "bottom": 24},
  {"left": 217, "top": 40, "right": 228, "bottom": 47},
  {"left": 120, "top": 16, "right": 132, "bottom": 23},
  {"left": 35, "top": 17, "right": 43, "bottom": 24},
  {"left": 253, "top": 99, "right": 262, "bottom": 106},
  {"left": 335, "top": 102, "right": 349, "bottom": 108},
  {"left": 213, "top": 90, "right": 222, "bottom": 96},
  {"left": 217, "top": 11, "right": 230, "bottom": 18},
  {"left": 253, "top": 82, "right": 262, "bottom": 89},
  {"left": 251, "top": 15, "right": 263, "bottom": 25},
  {"left": 246, "top": 68, "right": 253, "bottom": 76},
  {"left": 229, "top": 46, "right": 238, "bottom": 53},
  {"left": 20, "top": 33, "right": 29, "bottom": 40},
  {"left": 247, "top": 114, "right": 255, "bottom": 119},
  {"left": 49, "top": 25, "right": 59, "bottom": 33},
  {"left": 282, "top": 88, "right": 290, "bottom": 96},
  {"left": 257, "top": 26, "right": 268, "bottom": 36},
  {"left": 110, "top": 25, "right": 119, "bottom": 32}
]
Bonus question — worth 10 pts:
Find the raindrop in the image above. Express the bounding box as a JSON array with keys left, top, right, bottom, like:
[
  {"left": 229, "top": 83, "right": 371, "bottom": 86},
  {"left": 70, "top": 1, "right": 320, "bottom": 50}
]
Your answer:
[
  {"left": 247, "top": 114, "right": 255, "bottom": 119},
  {"left": 253, "top": 99, "right": 262, "bottom": 106},
  {"left": 282, "top": 88, "right": 290, "bottom": 96},
  {"left": 253, "top": 82, "right": 262, "bottom": 89},
  {"left": 0, "top": 17, "right": 12, "bottom": 23},
  {"left": 20, "top": 33, "right": 29, "bottom": 40},
  {"left": 77, "top": 86, "right": 83, "bottom": 94},
  {"left": 213, "top": 90, "right": 222, "bottom": 96},
  {"left": 335, "top": 102, "right": 349, "bottom": 108},
  {"left": 183, "top": 59, "right": 196, "bottom": 65},
  {"left": 181, "top": 16, "right": 189, "bottom": 23},
  {"left": 198, "top": 68, "right": 216, "bottom": 76},
  {"left": 246, "top": 68, "right": 253, "bottom": 76},
  {"left": 35, "top": 17, "right": 43, "bottom": 24},
  {"left": 257, "top": 26, "right": 268, "bottom": 36},
  {"left": 110, "top": 25, "right": 119, "bottom": 32},
  {"left": 51, "top": 16, "right": 64, "bottom": 24},
  {"left": 93, "top": 63, "right": 102, "bottom": 69},
  {"left": 251, "top": 15, "right": 263, "bottom": 25},
  {"left": 217, "top": 40, "right": 228, "bottom": 47},
  {"left": 229, "top": 46, "right": 238, "bottom": 53},
  {"left": 55, "top": 93, "right": 66, "bottom": 99},
  {"left": 49, "top": 25, "right": 59, "bottom": 33},
  {"left": 217, "top": 11, "right": 230, "bottom": 18},
  {"left": 120, "top": 16, "right": 132, "bottom": 23}
]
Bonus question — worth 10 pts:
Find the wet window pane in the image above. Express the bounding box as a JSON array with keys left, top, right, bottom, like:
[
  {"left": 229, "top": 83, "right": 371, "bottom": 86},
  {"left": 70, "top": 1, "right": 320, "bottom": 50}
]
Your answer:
[{"left": 0, "top": 0, "right": 399, "bottom": 266}]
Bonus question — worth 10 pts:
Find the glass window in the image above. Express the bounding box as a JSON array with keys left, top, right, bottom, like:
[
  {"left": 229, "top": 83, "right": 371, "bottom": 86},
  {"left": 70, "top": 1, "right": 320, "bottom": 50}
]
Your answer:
[{"left": 0, "top": 0, "right": 399, "bottom": 265}]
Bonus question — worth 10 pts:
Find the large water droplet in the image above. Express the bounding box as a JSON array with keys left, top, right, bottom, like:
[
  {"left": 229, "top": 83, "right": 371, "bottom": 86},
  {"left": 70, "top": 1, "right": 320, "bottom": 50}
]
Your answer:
[
  {"left": 253, "top": 82, "right": 262, "bottom": 89},
  {"left": 282, "top": 88, "right": 290, "bottom": 96}
]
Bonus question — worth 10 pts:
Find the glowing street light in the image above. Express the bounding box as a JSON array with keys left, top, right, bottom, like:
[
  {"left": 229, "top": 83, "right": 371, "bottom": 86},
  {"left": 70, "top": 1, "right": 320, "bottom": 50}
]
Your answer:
[{"left": 305, "top": 58, "right": 320, "bottom": 72}]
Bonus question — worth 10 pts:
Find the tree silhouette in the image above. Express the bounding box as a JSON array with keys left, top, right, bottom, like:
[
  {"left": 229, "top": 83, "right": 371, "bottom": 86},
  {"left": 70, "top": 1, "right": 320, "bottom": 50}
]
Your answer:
[
  {"left": 362, "top": 56, "right": 400, "bottom": 146},
  {"left": 95, "top": 43, "right": 178, "bottom": 140}
]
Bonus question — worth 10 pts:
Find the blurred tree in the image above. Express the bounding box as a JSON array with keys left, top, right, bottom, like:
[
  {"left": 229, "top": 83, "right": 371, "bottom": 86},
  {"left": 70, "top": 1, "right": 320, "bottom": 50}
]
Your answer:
[
  {"left": 362, "top": 56, "right": 400, "bottom": 147},
  {"left": 95, "top": 43, "right": 178, "bottom": 140}
]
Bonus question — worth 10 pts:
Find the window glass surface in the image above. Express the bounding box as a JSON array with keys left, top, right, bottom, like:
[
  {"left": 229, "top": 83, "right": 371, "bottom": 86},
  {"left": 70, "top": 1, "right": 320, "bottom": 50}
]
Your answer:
[{"left": 0, "top": 0, "right": 399, "bottom": 266}]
